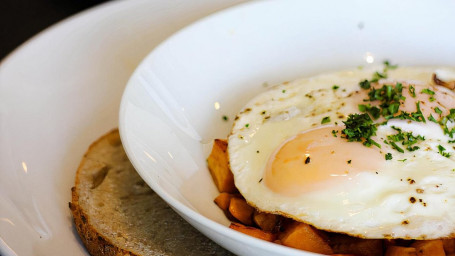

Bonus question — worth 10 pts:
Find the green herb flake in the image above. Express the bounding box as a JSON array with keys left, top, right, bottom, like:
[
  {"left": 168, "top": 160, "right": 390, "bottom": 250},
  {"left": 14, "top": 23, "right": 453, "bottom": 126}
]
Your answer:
[
  {"left": 282, "top": 89, "right": 286, "bottom": 93},
  {"left": 397, "top": 101, "right": 425, "bottom": 123},
  {"left": 365, "top": 82, "right": 404, "bottom": 120},
  {"left": 383, "top": 60, "right": 398, "bottom": 71},
  {"left": 408, "top": 85, "right": 416, "bottom": 97},
  {"left": 245, "top": 123, "right": 250, "bottom": 128},
  {"left": 359, "top": 79, "right": 371, "bottom": 89},
  {"left": 421, "top": 88, "right": 435, "bottom": 96},
  {"left": 358, "top": 104, "right": 381, "bottom": 119},
  {"left": 321, "top": 116, "right": 331, "bottom": 124},
  {"left": 390, "top": 141, "right": 405, "bottom": 153},
  {"left": 332, "top": 85, "right": 340, "bottom": 90},
  {"left": 385, "top": 153, "right": 393, "bottom": 160},
  {"left": 398, "top": 159, "right": 407, "bottom": 162},
  {"left": 435, "top": 107, "right": 443, "bottom": 115},
  {"left": 428, "top": 114, "right": 438, "bottom": 123},
  {"left": 342, "top": 113, "right": 380, "bottom": 148},
  {"left": 347, "top": 160, "right": 352, "bottom": 164},
  {"left": 438, "top": 145, "right": 451, "bottom": 158},
  {"left": 332, "top": 130, "right": 338, "bottom": 137},
  {"left": 386, "top": 126, "right": 425, "bottom": 153},
  {"left": 222, "top": 115, "right": 229, "bottom": 121},
  {"left": 371, "top": 71, "right": 387, "bottom": 83}
]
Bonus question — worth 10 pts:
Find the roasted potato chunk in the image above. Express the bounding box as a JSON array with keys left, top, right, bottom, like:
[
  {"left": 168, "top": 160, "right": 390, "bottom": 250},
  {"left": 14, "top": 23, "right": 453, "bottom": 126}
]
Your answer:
[
  {"left": 253, "top": 210, "right": 278, "bottom": 232},
  {"left": 329, "top": 234, "right": 383, "bottom": 256},
  {"left": 229, "top": 222, "right": 276, "bottom": 242},
  {"left": 229, "top": 197, "right": 254, "bottom": 226},
  {"left": 279, "top": 222, "right": 333, "bottom": 255},
  {"left": 385, "top": 246, "right": 417, "bottom": 256},
  {"left": 214, "top": 192, "right": 233, "bottom": 212},
  {"left": 410, "top": 240, "right": 445, "bottom": 256},
  {"left": 443, "top": 239, "right": 455, "bottom": 254},
  {"left": 207, "top": 139, "right": 236, "bottom": 193}
]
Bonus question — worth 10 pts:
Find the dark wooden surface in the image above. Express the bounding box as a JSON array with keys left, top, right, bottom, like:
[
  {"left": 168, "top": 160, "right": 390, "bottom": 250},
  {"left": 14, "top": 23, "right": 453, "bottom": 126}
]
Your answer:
[{"left": 1, "top": 0, "right": 111, "bottom": 60}]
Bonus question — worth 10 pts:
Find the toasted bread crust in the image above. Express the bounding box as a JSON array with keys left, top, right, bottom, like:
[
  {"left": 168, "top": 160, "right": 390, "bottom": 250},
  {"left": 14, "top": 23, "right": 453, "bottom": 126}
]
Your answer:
[
  {"left": 70, "top": 129, "right": 137, "bottom": 256},
  {"left": 70, "top": 129, "right": 232, "bottom": 256},
  {"left": 70, "top": 187, "right": 137, "bottom": 256}
]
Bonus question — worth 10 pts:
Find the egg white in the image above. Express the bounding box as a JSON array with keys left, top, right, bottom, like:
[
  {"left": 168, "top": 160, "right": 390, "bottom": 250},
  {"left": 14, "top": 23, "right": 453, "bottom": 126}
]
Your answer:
[{"left": 228, "top": 66, "right": 455, "bottom": 239}]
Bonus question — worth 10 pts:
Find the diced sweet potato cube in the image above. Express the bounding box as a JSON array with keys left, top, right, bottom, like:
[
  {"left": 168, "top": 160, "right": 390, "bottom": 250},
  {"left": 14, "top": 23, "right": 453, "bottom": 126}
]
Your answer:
[
  {"left": 253, "top": 210, "right": 278, "bottom": 232},
  {"left": 385, "top": 246, "right": 417, "bottom": 256},
  {"left": 443, "top": 239, "right": 455, "bottom": 254},
  {"left": 410, "top": 240, "right": 445, "bottom": 256},
  {"left": 329, "top": 233, "right": 383, "bottom": 256},
  {"left": 214, "top": 192, "right": 233, "bottom": 211},
  {"left": 229, "top": 197, "right": 254, "bottom": 225},
  {"left": 207, "top": 139, "right": 236, "bottom": 193},
  {"left": 229, "top": 222, "right": 276, "bottom": 242},
  {"left": 279, "top": 222, "right": 333, "bottom": 255}
]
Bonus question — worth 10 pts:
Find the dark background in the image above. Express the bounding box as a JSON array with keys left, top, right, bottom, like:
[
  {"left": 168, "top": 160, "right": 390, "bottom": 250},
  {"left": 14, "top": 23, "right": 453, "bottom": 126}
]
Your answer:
[{"left": 1, "top": 0, "right": 111, "bottom": 60}]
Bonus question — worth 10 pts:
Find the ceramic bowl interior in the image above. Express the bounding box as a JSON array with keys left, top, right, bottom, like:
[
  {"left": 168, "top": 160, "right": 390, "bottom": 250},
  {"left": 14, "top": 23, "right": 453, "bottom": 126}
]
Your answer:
[{"left": 119, "top": 0, "right": 455, "bottom": 255}]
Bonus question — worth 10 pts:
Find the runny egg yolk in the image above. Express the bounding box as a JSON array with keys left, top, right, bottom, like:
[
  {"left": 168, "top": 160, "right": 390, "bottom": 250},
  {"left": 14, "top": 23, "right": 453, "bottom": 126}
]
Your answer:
[
  {"left": 264, "top": 126, "right": 384, "bottom": 197},
  {"left": 264, "top": 83, "right": 453, "bottom": 197}
]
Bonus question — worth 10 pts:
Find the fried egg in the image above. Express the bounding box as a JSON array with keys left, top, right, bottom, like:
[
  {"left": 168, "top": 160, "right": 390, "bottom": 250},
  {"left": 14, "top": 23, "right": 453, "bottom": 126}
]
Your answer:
[{"left": 228, "top": 66, "right": 455, "bottom": 239}]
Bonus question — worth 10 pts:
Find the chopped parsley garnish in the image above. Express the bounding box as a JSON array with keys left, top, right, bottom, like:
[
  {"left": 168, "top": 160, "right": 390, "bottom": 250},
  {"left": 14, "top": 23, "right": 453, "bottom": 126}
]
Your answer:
[
  {"left": 408, "top": 85, "right": 416, "bottom": 97},
  {"left": 385, "top": 153, "right": 393, "bottom": 160},
  {"left": 282, "top": 89, "right": 286, "bottom": 93},
  {"left": 428, "top": 114, "right": 438, "bottom": 123},
  {"left": 371, "top": 71, "right": 387, "bottom": 83},
  {"left": 383, "top": 60, "right": 398, "bottom": 71},
  {"left": 359, "top": 79, "right": 371, "bottom": 89},
  {"left": 321, "top": 116, "right": 331, "bottom": 124},
  {"left": 358, "top": 104, "right": 381, "bottom": 119},
  {"left": 338, "top": 62, "right": 450, "bottom": 159},
  {"left": 360, "top": 83, "right": 405, "bottom": 120},
  {"left": 222, "top": 115, "right": 229, "bottom": 121},
  {"left": 347, "top": 160, "right": 352, "bottom": 164},
  {"left": 438, "top": 145, "right": 451, "bottom": 158},
  {"left": 342, "top": 113, "right": 380, "bottom": 148},
  {"left": 398, "top": 159, "right": 407, "bottom": 162},
  {"left": 421, "top": 88, "right": 435, "bottom": 96},
  {"left": 420, "top": 88, "right": 436, "bottom": 102},
  {"left": 392, "top": 102, "right": 425, "bottom": 123},
  {"left": 385, "top": 126, "right": 424, "bottom": 152},
  {"left": 390, "top": 141, "right": 404, "bottom": 153},
  {"left": 439, "top": 109, "right": 455, "bottom": 138},
  {"left": 332, "top": 85, "right": 339, "bottom": 90},
  {"left": 245, "top": 123, "right": 250, "bottom": 128},
  {"left": 434, "top": 107, "right": 443, "bottom": 115}
]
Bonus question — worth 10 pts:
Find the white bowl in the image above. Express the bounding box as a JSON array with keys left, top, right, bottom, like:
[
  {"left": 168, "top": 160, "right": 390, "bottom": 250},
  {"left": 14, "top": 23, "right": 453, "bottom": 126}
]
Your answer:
[{"left": 119, "top": 0, "right": 455, "bottom": 255}]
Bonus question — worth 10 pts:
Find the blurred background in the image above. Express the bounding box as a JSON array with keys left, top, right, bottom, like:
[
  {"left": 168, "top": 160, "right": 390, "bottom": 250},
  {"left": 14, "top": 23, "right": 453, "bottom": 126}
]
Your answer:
[{"left": 1, "top": 0, "right": 111, "bottom": 60}]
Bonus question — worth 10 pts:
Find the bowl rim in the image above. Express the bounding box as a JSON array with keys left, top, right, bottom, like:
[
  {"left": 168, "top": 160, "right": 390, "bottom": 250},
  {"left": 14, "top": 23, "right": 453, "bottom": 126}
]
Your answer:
[
  {"left": 119, "top": 0, "right": 455, "bottom": 254},
  {"left": 119, "top": 0, "right": 321, "bottom": 255}
]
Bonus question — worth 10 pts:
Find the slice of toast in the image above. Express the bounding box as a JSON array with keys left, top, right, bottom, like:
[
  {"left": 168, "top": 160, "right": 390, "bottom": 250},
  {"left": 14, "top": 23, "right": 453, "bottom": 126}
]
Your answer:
[{"left": 69, "top": 129, "right": 232, "bottom": 256}]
